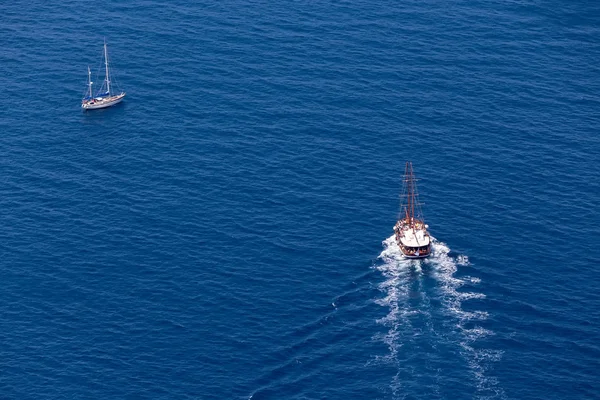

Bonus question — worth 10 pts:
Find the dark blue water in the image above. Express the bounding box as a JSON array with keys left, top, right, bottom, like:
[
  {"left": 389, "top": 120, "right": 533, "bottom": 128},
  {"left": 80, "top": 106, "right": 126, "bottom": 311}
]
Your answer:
[{"left": 1, "top": 1, "right": 599, "bottom": 398}]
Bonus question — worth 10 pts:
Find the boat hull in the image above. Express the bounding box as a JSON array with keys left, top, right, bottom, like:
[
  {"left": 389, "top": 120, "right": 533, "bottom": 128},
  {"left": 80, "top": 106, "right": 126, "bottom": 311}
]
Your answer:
[
  {"left": 82, "top": 93, "right": 125, "bottom": 110},
  {"left": 400, "top": 249, "right": 431, "bottom": 259},
  {"left": 396, "top": 241, "right": 432, "bottom": 259}
]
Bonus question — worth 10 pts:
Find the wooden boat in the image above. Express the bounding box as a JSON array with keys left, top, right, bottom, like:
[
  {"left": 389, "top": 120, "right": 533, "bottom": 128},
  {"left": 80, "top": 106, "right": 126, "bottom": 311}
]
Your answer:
[
  {"left": 394, "top": 162, "right": 431, "bottom": 259},
  {"left": 82, "top": 41, "right": 126, "bottom": 110}
]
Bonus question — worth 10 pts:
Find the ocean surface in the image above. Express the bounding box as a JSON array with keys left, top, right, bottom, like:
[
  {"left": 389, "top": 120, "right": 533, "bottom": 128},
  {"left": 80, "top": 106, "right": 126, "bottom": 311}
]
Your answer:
[{"left": 1, "top": 0, "right": 599, "bottom": 398}]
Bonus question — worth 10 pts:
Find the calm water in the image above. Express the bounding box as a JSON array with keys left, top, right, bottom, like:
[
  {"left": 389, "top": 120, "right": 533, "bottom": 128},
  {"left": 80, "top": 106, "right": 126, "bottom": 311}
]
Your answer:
[{"left": 1, "top": 0, "right": 599, "bottom": 399}]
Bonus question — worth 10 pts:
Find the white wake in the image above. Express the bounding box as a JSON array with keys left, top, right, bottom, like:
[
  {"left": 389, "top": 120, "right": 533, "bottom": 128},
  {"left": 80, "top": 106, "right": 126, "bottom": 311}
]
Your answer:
[{"left": 374, "top": 234, "right": 504, "bottom": 399}]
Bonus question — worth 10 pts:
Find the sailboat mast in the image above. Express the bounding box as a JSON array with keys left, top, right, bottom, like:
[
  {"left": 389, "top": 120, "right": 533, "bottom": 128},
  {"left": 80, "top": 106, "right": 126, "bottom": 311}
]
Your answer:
[
  {"left": 407, "top": 162, "right": 417, "bottom": 226},
  {"left": 404, "top": 162, "right": 410, "bottom": 224},
  {"left": 410, "top": 162, "right": 414, "bottom": 225},
  {"left": 87, "top": 66, "right": 93, "bottom": 98},
  {"left": 104, "top": 41, "right": 110, "bottom": 95}
]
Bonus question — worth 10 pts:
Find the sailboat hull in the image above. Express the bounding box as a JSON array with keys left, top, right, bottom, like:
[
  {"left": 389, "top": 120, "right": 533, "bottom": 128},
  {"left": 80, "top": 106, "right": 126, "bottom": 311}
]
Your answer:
[
  {"left": 82, "top": 93, "right": 126, "bottom": 110},
  {"left": 396, "top": 234, "right": 432, "bottom": 259},
  {"left": 399, "top": 245, "right": 431, "bottom": 259}
]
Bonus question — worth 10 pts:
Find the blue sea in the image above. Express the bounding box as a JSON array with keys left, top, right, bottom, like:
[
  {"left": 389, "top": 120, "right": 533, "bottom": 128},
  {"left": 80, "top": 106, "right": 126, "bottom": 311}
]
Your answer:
[{"left": 1, "top": 0, "right": 599, "bottom": 398}]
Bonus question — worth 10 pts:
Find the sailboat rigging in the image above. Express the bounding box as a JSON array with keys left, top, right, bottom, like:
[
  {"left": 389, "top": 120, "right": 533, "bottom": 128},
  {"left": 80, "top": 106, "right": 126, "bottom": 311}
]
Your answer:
[{"left": 82, "top": 41, "right": 126, "bottom": 110}]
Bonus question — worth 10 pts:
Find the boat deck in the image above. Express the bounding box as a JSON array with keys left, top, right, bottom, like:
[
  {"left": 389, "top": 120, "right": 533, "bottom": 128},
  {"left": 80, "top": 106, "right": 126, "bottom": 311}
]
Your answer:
[{"left": 398, "top": 227, "right": 430, "bottom": 247}]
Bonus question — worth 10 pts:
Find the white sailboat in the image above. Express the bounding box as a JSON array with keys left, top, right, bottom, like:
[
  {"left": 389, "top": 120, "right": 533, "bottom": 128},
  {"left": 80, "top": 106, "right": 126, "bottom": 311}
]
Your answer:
[{"left": 82, "top": 41, "right": 126, "bottom": 110}]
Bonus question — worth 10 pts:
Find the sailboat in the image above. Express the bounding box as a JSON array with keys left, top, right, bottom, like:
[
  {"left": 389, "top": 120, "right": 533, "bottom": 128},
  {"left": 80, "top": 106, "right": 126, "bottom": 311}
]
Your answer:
[
  {"left": 82, "top": 41, "right": 126, "bottom": 110},
  {"left": 394, "top": 162, "right": 432, "bottom": 259}
]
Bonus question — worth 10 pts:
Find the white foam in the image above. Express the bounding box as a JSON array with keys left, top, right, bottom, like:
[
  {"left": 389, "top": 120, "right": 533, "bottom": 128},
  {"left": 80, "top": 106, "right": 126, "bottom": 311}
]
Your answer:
[
  {"left": 429, "top": 237, "right": 504, "bottom": 398},
  {"left": 374, "top": 233, "right": 504, "bottom": 398},
  {"left": 372, "top": 234, "right": 427, "bottom": 395},
  {"left": 457, "top": 254, "right": 470, "bottom": 266}
]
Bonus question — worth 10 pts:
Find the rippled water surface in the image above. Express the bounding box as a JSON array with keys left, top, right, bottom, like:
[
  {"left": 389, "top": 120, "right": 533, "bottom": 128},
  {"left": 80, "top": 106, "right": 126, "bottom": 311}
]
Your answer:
[{"left": 1, "top": 0, "right": 599, "bottom": 399}]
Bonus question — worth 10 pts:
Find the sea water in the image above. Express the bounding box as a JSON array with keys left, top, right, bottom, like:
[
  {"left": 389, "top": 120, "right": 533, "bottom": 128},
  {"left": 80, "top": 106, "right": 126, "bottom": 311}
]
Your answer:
[{"left": 1, "top": 0, "right": 599, "bottom": 398}]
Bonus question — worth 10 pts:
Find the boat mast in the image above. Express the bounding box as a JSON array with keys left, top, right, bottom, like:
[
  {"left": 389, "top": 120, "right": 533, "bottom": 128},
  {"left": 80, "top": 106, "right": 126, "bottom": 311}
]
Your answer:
[
  {"left": 404, "top": 162, "right": 412, "bottom": 224},
  {"left": 104, "top": 40, "right": 110, "bottom": 95},
  {"left": 406, "top": 162, "right": 416, "bottom": 227},
  {"left": 87, "top": 66, "right": 93, "bottom": 98}
]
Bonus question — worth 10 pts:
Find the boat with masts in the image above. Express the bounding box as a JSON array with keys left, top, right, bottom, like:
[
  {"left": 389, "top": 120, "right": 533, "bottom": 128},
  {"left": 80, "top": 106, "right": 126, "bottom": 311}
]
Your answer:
[
  {"left": 82, "top": 41, "right": 125, "bottom": 110},
  {"left": 394, "top": 162, "right": 431, "bottom": 259}
]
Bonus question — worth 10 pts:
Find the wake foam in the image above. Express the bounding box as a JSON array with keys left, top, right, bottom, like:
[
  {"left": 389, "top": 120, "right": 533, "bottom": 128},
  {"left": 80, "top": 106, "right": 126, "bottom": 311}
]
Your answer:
[
  {"left": 373, "top": 236, "right": 435, "bottom": 396},
  {"left": 374, "top": 234, "right": 504, "bottom": 399}
]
